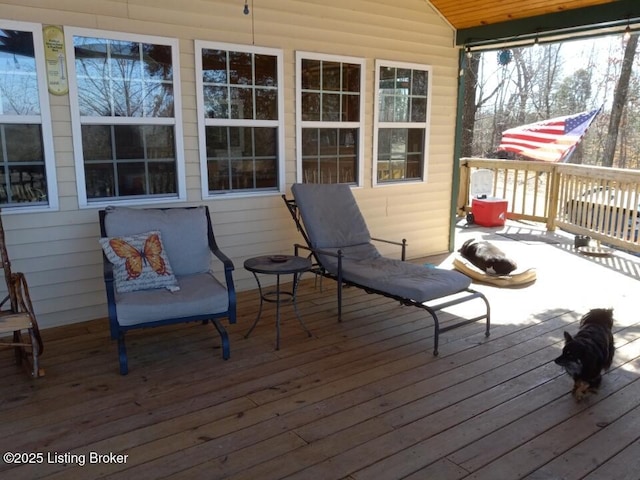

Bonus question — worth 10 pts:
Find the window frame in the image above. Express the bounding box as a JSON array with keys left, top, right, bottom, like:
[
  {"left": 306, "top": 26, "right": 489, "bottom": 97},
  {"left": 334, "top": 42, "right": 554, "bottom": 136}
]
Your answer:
[
  {"left": 65, "top": 27, "right": 186, "bottom": 208},
  {"left": 295, "top": 51, "right": 366, "bottom": 186},
  {"left": 0, "top": 19, "right": 58, "bottom": 213},
  {"left": 195, "top": 40, "right": 285, "bottom": 199},
  {"left": 373, "top": 59, "right": 432, "bottom": 187}
]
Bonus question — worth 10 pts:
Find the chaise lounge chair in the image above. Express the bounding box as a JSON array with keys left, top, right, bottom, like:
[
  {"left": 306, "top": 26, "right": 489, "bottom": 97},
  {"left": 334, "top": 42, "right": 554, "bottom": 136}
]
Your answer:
[{"left": 283, "top": 183, "right": 490, "bottom": 355}]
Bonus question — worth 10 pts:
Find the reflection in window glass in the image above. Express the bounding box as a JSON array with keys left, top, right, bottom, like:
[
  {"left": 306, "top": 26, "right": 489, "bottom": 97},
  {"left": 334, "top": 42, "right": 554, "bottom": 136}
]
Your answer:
[
  {"left": 375, "top": 62, "right": 430, "bottom": 184},
  {"left": 74, "top": 36, "right": 174, "bottom": 118},
  {"left": 0, "top": 25, "right": 52, "bottom": 207},
  {"left": 301, "top": 128, "right": 357, "bottom": 184},
  {"left": 376, "top": 128, "right": 424, "bottom": 181},
  {"left": 198, "top": 43, "right": 282, "bottom": 195},
  {"left": 202, "top": 47, "right": 278, "bottom": 122},
  {"left": 82, "top": 125, "right": 176, "bottom": 199},
  {"left": 205, "top": 126, "right": 277, "bottom": 191},
  {"left": 72, "top": 32, "right": 180, "bottom": 202},
  {"left": 298, "top": 54, "right": 363, "bottom": 185}
]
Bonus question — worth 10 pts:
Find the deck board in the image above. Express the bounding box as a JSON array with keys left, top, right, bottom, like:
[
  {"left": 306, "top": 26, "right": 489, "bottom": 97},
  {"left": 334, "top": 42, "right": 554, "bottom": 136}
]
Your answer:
[{"left": 1, "top": 221, "right": 640, "bottom": 479}]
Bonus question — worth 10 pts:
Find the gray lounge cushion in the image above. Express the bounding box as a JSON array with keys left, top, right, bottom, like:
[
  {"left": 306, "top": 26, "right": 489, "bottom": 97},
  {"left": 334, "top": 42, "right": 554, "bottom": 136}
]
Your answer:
[
  {"left": 291, "top": 183, "right": 371, "bottom": 249},
  {"left": 114, "top": 273, "right": 229, "bottom": 326},
  {"left": 291, "top": 182, "right": 471, "bottom": 303}
]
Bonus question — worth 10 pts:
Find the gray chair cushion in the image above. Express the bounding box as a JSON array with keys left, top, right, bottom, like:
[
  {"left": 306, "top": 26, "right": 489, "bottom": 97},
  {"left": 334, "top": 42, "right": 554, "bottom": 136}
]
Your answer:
[
  {"left": 103, "top": 206, "right": 210, "bottom": 276},
  {"left": 322, "top": 254, "right": 471, "bottom": 303},
  {"left": 292, "top": 183, "right": 371, "bottom": 249},
  {"left": 114, "top": 273, "right": 229, "bottom": 326},
  {"left": 292, "top": 182, "right": 472, "bottom": 303}
]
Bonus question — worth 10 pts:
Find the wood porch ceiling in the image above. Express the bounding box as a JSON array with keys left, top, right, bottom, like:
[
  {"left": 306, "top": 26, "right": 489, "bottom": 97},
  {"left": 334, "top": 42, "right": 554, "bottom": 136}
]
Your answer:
[{"left": 428, "top": 0, "right": 618, "bottom": 30}]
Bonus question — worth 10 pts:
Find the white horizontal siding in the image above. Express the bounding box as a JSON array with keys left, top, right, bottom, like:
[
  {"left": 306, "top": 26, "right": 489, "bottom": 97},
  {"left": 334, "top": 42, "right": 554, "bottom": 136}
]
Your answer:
[{"left": 0, "top": 0, "right": 459, "bottom": 328}]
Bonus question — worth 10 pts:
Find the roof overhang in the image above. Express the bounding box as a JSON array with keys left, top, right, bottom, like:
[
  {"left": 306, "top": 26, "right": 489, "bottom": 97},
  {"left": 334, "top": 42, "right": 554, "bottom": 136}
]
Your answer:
[{"left": 456, "top": 0, "right": 640, "bottom": 47}]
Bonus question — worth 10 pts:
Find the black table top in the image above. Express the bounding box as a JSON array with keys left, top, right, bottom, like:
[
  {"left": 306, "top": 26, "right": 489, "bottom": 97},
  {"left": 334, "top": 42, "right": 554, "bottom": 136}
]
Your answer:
[{"left": 244, "top": 255, "right": 312, "bottom": 275}]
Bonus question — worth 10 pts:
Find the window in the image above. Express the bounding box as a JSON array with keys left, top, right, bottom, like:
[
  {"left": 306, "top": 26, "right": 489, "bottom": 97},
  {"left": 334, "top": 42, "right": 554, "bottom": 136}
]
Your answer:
[
  {"left": 0, "top": 21, "right": 57, "bottom": 211},
  {"left": 66, "top": 28, "right": 185, "bottom": 206},
  {"left": 373, "top": 60, "right": 431, "bottom": 185},
  {"left": 296, "top": 52, "right": 365, "bottom": 185},
  {"left": 195, "top": 41, "right": 284, "bottom": 197}
]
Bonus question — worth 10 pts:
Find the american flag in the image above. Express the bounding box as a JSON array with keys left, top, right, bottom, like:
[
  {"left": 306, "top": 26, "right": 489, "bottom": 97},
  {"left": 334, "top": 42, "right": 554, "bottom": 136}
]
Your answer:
[{"left": 497, "top": 108, "right": 601, "bottom": 162}]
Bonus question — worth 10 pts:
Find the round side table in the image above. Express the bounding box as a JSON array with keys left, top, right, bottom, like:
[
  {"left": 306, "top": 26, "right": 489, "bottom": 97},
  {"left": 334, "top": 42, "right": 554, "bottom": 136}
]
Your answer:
[{"left": 244, "top": 255, "right": 312, "bottom": 350}]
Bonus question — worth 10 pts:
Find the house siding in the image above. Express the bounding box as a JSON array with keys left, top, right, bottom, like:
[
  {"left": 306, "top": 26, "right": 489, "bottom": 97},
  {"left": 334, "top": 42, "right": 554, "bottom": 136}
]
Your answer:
[{"left": 0, "top": 0, "right": 459, "bottom": 328}]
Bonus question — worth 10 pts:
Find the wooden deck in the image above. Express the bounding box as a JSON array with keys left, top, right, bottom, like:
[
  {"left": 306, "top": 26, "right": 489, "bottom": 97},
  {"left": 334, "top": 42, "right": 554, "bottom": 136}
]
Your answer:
[{"left": 2, "top": 220, "right": 640, "bottom": 479}]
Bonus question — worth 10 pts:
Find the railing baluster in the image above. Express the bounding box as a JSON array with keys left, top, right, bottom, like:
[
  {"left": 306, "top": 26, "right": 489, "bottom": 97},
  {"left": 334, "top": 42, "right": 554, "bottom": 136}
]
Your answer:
[{"left": 460, "top": 158, "right": 640, "bottom": 253}]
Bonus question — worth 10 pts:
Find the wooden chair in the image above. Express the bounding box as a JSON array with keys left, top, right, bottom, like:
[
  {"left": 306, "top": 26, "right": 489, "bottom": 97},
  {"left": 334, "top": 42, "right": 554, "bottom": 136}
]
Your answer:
[{"left": 0, "top": 211, "right": 44, "bottom": 378}]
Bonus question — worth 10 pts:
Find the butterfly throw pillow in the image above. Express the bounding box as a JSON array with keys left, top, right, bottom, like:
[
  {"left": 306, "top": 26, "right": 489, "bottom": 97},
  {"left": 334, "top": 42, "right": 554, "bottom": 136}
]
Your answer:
[{"left": 99, "top": 230, "right": 180, "bottom": 293}]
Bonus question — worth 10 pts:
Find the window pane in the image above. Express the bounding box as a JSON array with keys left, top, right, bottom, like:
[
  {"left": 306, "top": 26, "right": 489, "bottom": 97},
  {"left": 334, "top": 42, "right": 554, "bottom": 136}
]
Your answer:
[
  {"left": 0, "top": 29, "right": 39, "bottom": 115},
  {"left": 411, "top": 97, "right": 427, "bottom": 122},
  {"left": 379, "top": 94, "right": 395, "bottom": 122},
  {"left": 3, "top": 165, "right": 46, "bottom": 203},
  {"left": 254, "top": 127, "right": 277, "bottom": 157},
  {"left": 376, "top": 128, "right": 424, "bottom": 182},
  {"left": 205, "top": 126, "right": 277, "bottom": 192},
  {"left": 5, "top": 125, "right": 43, "bottom": 161},
  {"left": 301, "top": 128, "right": 318, "bottom": 156},
  {"left": 302, "top": 92, "right": 320, "bottom": 121},
  {"left": 145, "top": 126, "right": 175, "bottom": 159},
  {"left": 148, "top": 162, "right": 176, "bottom": 194},
  {"left": 394, "top": 95, "right": 409, "bottom": 122},
  {"left": 229, "top": 51, "right": 252, "bottom": 85},
  {"left": 114, "top": 125, "right": 144, "bottom": 159},
  {"left": 343, "top": 63, "right": 360, "bottom": 92},
  {"left": 255, "top": 89, "right": 277, "bottom": 120},
  {"left": 204, "top": 85, "right": 229, "bottom": 118},
  {"left": 206, "top": 126, "right": 227, "bottom": 157},
  {"left": 255, "top": 54, "right": 277, "bottom": 86},
  {"left": 117, "top": 162, "right": 146, "bottom": 195},
  {"left": 85, "top": 163, "right": 115, "bottom": 198},
  {"left": 83, "top": 125, "right": 177, "bottom": 199},
  {"left": 412, "top": 69, "right": 427, "bottom": 96},
  {"left": 208, "top": 158, "right": 230, "bottom": 190},
  {"left": 322, "top": 61, "right": 340, "bottom": 91},
  {"left": 301, "top": 59, "right": 320, "bottom": 90},
  {"left": 202, "top": 49, "right": 227, "bottom": 83},
  {"left": 143, "top": 44, "right": 173, "bottom": 81},
  {"left": 255, "top": 159, "right": 277, "bottom": 188},
  {"left": 230, "top": 87, "right": 252, "bottom": 119},
  {"left": 322, "top": 93, "right": 340, "bottom": 121},
  {"left": 74, "top": 36, "right": 174, "bottom": 119},
  {"left": 342, "top": 94, "right": 360, "bottom": 122},
  {"left": 82, "top": 125, "right": 112, "bottom": 160},
  {"left": 301, "top": 128, "right": 357, "bottom": 184}
]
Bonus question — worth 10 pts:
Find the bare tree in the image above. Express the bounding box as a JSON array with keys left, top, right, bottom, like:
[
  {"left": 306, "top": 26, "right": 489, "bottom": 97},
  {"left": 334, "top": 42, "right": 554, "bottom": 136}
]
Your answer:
[{"left": 602, "top": 33, "right": 639, "bottom": 167}]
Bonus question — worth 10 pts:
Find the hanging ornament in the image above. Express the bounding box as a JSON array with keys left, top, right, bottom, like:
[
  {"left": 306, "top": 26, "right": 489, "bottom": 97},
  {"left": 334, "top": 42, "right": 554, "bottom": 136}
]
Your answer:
[
  {"left": 497, "top": 49, "right": 513, "bottom": 66},
  {"left": 243, "top": 0, "right": 250, "bottom": 15}
]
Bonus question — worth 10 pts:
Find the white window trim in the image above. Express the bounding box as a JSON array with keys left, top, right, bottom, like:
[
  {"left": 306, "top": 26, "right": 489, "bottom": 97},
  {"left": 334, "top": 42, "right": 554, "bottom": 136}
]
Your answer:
[
  {"left": 0, "top": 20, "right": 58, "bottom": 214},
  {"left": 295, "top": 51, "right": 366, "bottom": 187},
  {"left": 65, "top": 27, "right": 186, "bottom": 208},
  {"left": 372, "top": 59, "right": 432, "bottom": 187},
  {"left": 195, "top": 40, "right": 285, "bottom": 199}
]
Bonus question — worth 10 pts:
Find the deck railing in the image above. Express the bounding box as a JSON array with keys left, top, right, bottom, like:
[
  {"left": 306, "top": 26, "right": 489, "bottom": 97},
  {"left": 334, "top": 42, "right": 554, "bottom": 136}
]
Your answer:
[{"left": 458, "top": 158, "right": 640, "bottom": 253}]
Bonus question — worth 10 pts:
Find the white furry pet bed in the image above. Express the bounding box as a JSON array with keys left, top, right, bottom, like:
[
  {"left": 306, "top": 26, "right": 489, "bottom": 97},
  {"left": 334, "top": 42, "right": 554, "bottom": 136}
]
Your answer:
[{"left": 453, "top": 256, "right": 537, "bottom": 287}]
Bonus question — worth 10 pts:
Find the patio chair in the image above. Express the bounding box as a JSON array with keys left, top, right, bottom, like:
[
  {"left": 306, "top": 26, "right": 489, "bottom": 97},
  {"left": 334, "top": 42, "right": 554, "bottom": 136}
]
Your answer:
[
  {"left": 99, "top": 206, "right": 236, "bottom": 375},
  {"left": 283, "top": 183, "right": 490, "bottom": 355},
  {"left": 0, "top": 211, "right": 44, "bottom": 378}
]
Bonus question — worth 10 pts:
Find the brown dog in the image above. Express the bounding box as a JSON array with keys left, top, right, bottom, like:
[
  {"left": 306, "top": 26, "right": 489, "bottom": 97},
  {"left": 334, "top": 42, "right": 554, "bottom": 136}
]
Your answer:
[{"left": 554, "top": 308, "right": 615, "bottom": 401}]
